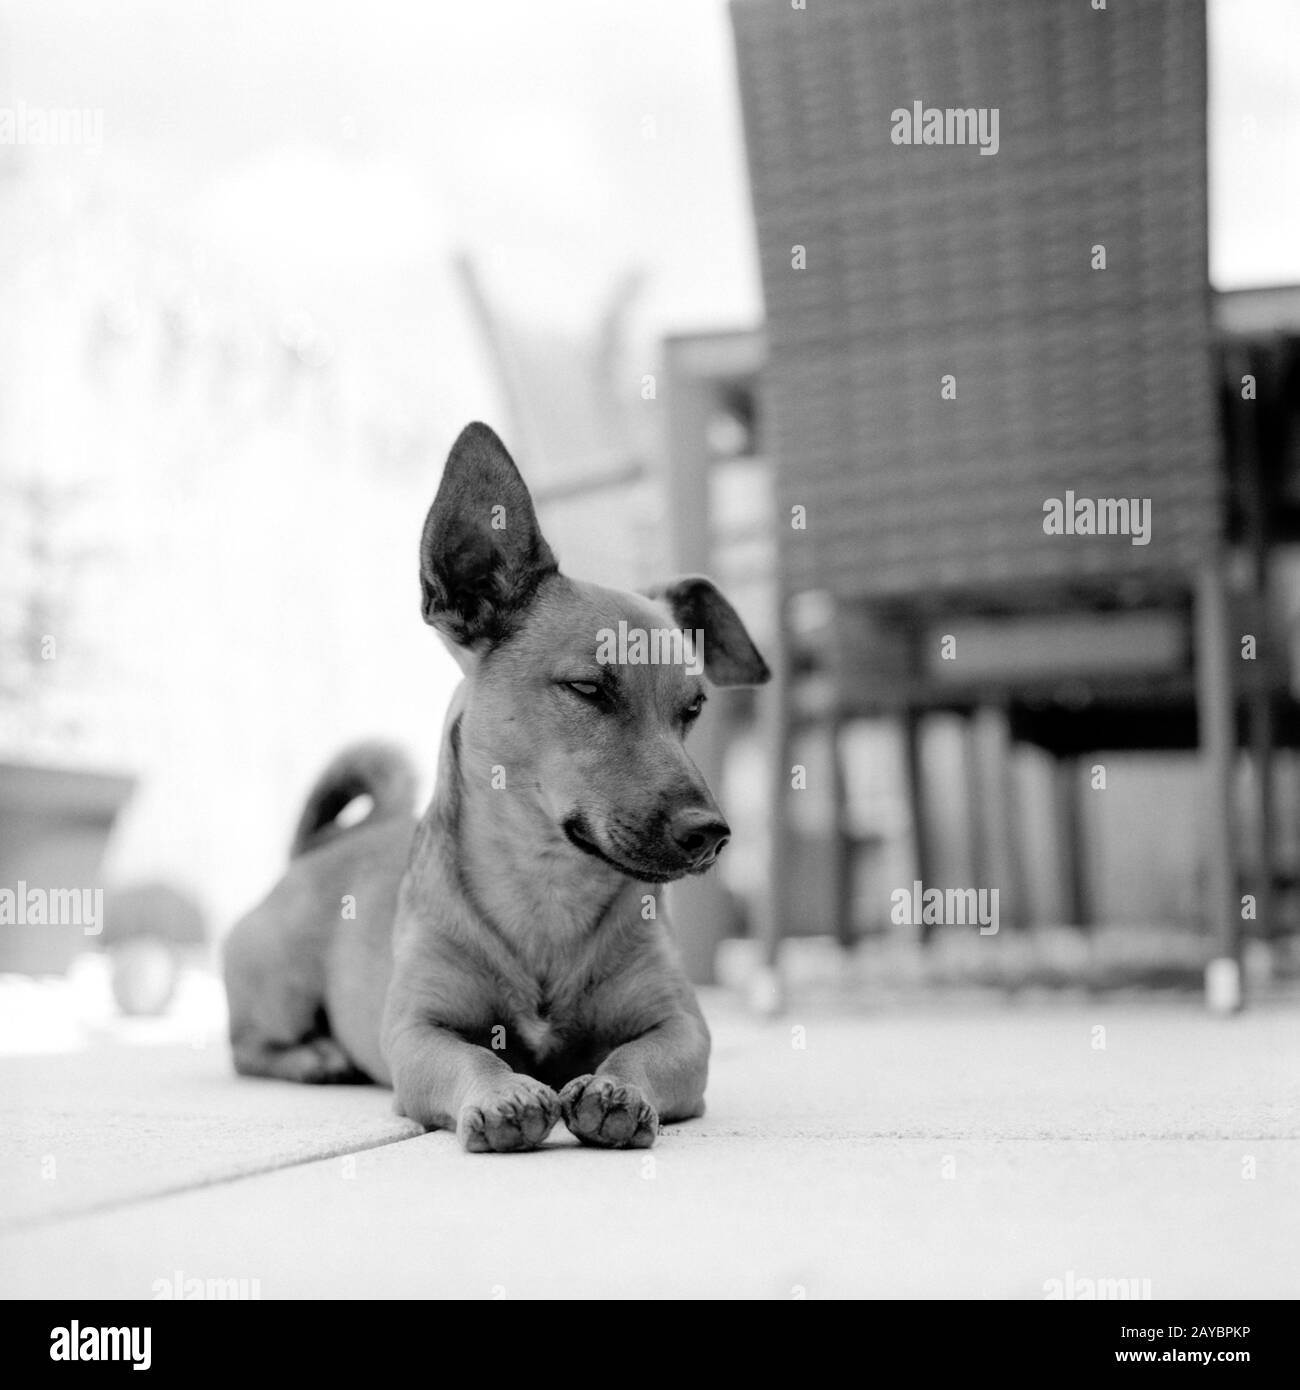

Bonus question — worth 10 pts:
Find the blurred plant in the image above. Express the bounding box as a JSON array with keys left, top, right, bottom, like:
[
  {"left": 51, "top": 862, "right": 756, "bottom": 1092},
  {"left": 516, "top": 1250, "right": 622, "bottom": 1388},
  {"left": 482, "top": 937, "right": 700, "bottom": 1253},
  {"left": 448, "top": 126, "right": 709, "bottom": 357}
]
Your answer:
[{"left": 103, "top": 882, "right": 208, "bottom": 1017}]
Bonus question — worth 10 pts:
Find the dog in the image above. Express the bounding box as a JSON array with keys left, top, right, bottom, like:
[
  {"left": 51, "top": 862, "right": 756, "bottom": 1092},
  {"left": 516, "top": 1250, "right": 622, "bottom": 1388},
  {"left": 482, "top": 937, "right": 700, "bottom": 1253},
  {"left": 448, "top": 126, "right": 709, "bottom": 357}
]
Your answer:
[{"left": 223, "top": 422, "right": 770, "bottom": 1151}]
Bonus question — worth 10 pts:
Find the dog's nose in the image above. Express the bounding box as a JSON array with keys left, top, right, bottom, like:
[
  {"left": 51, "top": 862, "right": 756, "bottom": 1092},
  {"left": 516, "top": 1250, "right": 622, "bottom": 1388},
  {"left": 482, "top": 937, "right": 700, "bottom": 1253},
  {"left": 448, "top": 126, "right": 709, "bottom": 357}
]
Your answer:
[{"left": 670, "top": 809, "right": 731, "bottom": 865}]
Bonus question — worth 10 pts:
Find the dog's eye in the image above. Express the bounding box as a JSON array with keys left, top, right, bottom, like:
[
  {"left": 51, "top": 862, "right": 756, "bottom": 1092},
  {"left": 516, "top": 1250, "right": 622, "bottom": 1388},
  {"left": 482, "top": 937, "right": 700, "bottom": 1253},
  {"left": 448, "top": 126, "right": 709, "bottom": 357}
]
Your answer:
[
  {"left": 683, "top": 694, "right": 706, "bottom": 721},
  {"left": 565, "top": 681, "right": 602, "bottom": 700}
]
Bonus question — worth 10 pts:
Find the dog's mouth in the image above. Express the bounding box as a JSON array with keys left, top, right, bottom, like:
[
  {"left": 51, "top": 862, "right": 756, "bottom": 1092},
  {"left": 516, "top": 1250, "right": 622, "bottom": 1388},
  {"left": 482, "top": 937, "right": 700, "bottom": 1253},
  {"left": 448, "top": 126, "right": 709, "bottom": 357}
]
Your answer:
[{"left": 562, "top": 816, "right": 686, "bottom": 884}]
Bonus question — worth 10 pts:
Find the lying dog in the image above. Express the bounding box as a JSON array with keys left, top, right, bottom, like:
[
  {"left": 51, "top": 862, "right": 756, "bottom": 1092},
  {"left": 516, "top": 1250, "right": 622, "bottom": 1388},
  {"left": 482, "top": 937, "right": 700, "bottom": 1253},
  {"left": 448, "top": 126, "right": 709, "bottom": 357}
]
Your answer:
[{"left": 223, "top": 423, "right": 769, "bottom": 1151}]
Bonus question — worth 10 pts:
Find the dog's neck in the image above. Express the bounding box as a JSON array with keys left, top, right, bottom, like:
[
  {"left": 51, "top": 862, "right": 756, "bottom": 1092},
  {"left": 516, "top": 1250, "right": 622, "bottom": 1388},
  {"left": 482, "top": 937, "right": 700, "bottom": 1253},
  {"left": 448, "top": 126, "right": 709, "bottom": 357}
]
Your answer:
[{"left": 433, "top": 689, "right": 647, "bottom": 980}]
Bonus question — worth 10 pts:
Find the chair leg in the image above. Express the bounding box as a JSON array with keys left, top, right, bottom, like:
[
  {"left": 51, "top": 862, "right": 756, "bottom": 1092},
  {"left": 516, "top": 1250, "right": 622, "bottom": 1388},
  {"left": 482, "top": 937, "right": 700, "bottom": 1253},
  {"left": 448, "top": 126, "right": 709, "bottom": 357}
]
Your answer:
[
  {"left": 1197, "top": 558, "right": 1242, "bottom": 1011},
  {"left": 828, "top": 716, "right": 855, "bottom": 949},
  {"left": 1054, "top": 756, "right": 1090, "bottom": 929},
  {"left": 902, "top": 707, "right": 932, "bottom": 944},
  {"left": 753, "top": 607, "right": 793, "bottom": 1013}
]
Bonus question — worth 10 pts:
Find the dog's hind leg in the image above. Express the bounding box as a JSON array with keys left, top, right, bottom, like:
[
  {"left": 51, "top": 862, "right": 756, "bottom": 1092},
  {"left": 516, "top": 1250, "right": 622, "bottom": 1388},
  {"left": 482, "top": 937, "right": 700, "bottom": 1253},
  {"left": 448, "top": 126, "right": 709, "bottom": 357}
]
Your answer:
[
  {"left": 231, "top": 1031, "right": 368, "bottom": 1084},
  {"left": 224, "top": 904, "right": 370, "bottom": 1085}
]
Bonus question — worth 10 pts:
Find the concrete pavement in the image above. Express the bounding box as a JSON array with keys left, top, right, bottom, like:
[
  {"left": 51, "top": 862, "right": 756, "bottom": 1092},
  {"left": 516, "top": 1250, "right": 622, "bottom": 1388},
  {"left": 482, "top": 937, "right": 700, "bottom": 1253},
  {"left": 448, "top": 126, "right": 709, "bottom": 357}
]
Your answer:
[{"left": 2, "top": 994, "right": 1297, "bottom": 1298}]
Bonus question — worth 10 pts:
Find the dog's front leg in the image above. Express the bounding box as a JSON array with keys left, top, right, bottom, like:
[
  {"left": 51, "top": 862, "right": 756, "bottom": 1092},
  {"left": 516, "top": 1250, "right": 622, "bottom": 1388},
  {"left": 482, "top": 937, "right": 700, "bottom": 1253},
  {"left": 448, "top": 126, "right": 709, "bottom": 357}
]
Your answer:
[
  {"left": 560, "top": 1011, "right": 710, "bottom": 1149},
  {"left": 386, "top": 1020, "right": 560, "bottom": 1153}
]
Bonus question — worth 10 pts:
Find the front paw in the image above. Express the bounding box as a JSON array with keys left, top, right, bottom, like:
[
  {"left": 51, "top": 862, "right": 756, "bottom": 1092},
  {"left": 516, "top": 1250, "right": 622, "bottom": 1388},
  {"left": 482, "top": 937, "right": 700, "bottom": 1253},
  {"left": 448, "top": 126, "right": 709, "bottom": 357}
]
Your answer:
[
  {"left": 559, "top": 1073, "right": 659, "bottom": 1149},
  {"left": 458, "top": 1075, "right": 560, "bottom": 1153}
]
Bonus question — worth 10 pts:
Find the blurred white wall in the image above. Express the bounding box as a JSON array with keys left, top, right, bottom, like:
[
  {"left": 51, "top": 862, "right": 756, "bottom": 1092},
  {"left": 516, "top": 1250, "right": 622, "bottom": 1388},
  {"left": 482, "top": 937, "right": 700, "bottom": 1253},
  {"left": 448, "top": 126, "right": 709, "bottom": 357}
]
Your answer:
[{"left": 1209, "top": 0, "right": 1300, "bottom": 290}]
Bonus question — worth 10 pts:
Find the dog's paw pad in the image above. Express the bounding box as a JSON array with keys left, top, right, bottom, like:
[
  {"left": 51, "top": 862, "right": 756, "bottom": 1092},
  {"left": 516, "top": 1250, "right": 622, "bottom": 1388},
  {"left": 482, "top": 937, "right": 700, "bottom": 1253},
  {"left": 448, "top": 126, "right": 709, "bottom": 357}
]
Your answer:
[
  {"left": 458, "top": 1078, "right": 559, "bottom": 1153},
  {"left": 559, "top": 1074, "right": 659, "bottom": 1149}
]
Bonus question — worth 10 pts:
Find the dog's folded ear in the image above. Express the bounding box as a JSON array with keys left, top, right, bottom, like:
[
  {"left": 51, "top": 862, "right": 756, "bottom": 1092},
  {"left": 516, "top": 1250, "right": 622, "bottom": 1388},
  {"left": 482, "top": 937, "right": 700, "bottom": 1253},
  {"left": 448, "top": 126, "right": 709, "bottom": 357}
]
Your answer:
[
  {"left": 420, "top": 423, "right": 558, "bottom": 648},
  {"left": 648, "top": 576, "right": 771, "bottom": 687}
]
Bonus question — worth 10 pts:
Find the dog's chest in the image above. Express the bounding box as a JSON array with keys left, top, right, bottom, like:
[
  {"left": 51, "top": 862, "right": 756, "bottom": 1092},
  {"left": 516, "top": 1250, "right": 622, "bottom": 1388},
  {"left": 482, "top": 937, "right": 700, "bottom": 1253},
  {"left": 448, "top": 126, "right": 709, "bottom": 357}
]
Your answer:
[
  {"left": 501, "top": 990, "right": 603, "bottom": 1081},
  {"left": 513, "top": 1009, "right": 561, "bottom": 1058},
  {"left": 495, "top": 927, "right": 605, "bottom": 1062}
]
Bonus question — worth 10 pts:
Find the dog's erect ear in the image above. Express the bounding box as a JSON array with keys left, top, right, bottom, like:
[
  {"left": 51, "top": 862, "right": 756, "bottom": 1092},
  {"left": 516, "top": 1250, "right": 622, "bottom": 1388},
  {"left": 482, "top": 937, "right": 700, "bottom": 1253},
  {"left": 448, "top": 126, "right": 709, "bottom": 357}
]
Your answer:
[
  {"left": 648, "top": 575, "right": 771, "bottom": 687},
  {"left": 419, "top": 423, "right": 558, "bottom": 648}
]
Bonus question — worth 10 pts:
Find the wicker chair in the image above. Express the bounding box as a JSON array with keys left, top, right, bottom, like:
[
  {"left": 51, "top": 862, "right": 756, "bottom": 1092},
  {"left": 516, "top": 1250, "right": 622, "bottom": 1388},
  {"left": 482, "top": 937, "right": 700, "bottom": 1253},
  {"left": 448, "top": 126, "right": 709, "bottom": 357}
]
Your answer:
[{"left": 730, "top": 0, "right": 1239, "bottom": 999}]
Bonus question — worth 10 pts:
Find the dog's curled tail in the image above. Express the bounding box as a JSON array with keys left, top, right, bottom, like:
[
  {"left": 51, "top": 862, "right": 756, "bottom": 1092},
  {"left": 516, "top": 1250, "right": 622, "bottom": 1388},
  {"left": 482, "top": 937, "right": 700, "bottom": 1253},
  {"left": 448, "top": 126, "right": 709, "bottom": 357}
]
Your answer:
[{"left": 289, "top": 741, "right": 419, "bottom": 860}]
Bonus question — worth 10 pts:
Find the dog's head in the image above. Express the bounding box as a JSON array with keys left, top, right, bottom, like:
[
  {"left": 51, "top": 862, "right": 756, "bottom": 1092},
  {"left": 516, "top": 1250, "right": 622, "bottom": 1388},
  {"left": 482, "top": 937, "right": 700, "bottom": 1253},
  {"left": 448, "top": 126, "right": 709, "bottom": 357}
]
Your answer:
[{"left": 420, "top": 422, "right": 770, "bottom": 883}]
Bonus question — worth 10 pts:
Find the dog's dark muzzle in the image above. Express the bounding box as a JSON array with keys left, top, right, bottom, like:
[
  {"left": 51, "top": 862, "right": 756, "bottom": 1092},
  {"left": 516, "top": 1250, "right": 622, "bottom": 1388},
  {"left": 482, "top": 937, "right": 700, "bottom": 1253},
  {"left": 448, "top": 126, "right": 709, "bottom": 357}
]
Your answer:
[
  {"left": 669, "top": 808, "right": 731, "bottom": 872},
  {"left": 564, "top": 809, "right": 731, "bottom": 882}
]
